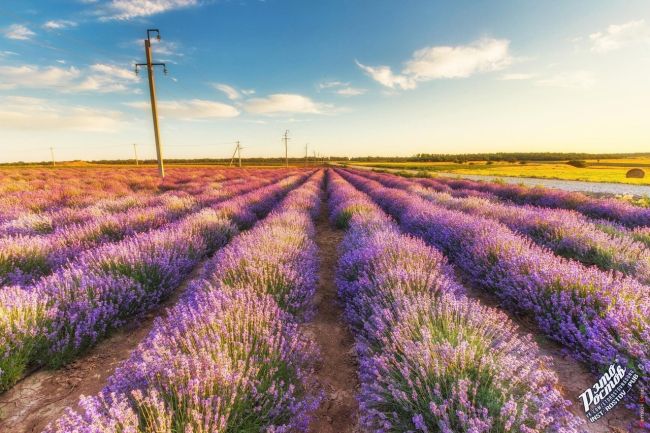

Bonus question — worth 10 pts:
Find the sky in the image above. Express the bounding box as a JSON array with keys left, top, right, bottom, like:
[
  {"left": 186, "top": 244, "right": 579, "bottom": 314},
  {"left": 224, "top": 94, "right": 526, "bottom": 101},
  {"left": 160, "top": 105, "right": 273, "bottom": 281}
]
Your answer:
[{"left": 1, "top": 0, "right": 650, "bottom": 163}]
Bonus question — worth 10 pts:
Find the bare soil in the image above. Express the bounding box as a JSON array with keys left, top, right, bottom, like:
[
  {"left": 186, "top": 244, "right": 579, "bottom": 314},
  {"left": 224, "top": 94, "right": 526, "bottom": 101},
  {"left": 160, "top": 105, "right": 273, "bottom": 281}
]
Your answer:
[
  {"left": 306, "top": 198, "right": 360, "bottom": 433},
  {"left": 455, "top": 269, "right": 644, "bottom": 433},
  {"left": 0, "top": 262, "right": 207, "bottom": 433}
]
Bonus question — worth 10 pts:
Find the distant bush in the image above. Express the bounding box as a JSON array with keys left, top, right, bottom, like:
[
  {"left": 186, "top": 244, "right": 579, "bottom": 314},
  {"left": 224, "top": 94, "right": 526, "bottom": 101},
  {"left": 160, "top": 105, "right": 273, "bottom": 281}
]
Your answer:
[
  {"left": 486, "top": 161, "right": 494, "bottom": 165},
  {"left": 567, "top": 160, "right": 588, "bottom": 168},
  {"left": 519, "top": 161, "right": 527, "bottom": 165}
]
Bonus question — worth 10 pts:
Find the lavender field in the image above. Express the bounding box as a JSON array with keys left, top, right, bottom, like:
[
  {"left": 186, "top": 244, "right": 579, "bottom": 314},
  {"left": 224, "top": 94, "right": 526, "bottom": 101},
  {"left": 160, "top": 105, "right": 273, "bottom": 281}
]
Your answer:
[{"left": 0, "top": 166, "right": 648, "bottom": 433}]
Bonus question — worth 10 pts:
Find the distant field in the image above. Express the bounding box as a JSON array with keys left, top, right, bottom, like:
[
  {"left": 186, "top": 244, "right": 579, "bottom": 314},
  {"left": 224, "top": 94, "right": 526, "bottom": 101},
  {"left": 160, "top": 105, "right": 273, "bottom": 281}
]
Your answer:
[{"left": 349, "top": 158, "right": 650, "bottom": 185}]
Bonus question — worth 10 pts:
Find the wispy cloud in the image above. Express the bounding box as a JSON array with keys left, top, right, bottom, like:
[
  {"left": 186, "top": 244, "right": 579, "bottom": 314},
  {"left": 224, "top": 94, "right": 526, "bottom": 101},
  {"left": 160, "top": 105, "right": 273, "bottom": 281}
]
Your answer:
[
  {"left": 588, "top": 19, "right": 650, "bottom": 53},
  {"left": 501, "top": 73, "right": 535, "bottom": 80},
  {"left": 101, "top": 0, "right": 200, "bottom": 20},
  {"left": 43, "top": 20, "right": 77, "bottom": 30},
  {"left": 3, "top": 24, "right": 35, "bottom": 40},
  {"left": 357, "top": 38, "right": 512, "bottom": 90},
  {"left": 336, "top": 87, "right": 366, "bottom": 96},
  {"left": 0, "top": 65, "right": 81, "bottom": 89},
  {"left": 126, "top": 99, "right": 240, "bottom": 119},
  {"left": 356, "top": 62, "right": 416, "bottom": 90},
  {"left": 212, "top": 83, "right": 241, "bottom": 100},
  {"left": 0, "top": 96, "right": 124, "bottom": 132},
  {"left": 0, "top": 63, "right": 140, "bottom": 93},
  {"left": 245, "top": 94, "right": 332, "bottom": 115},
  {"left": 536, "top": 71, "right": 596, "bottom": 89},
  {"left": 319, "top": 80, "right": 366, "bottom": 96}
]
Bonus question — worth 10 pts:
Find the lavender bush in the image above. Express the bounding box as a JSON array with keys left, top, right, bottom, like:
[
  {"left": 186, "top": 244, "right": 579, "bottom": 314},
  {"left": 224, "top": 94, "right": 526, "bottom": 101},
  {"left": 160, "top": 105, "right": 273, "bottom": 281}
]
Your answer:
[
  {"left": 43, "top": 171, "right": 324, "bottom": 433},
  {"left": 327, "top": 170, "right": 582, "bottom": 433},
  {"left": 339, "top": 168, "right": 650, "bottom": 412},
  {"left": 359, "top": 170, "right": 650, "bottom": 284},
  {"left": 0, "top": 172, "right": 310, "bottom": 392}
]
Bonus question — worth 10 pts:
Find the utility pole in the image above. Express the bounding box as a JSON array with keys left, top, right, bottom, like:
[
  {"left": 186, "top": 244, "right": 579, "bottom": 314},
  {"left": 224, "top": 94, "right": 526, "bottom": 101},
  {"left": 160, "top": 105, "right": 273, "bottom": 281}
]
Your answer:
[
  {"left": 304, "top": 143, "right": 309, "bottom": 167},
  {"left": 283, "top": 130, "right": 290, "bottom": 167},
  {"left": 229, "top": 141, "right": 243, "bottom": 167},
  {"left": 135, "top": 29, "right": 168, "bottom": 179},
  {"left": 49, "top": 146, "right": 55, "bottom": 167},
  {"left": 133, "top": 143, "right": 139, "bottom": 166}
]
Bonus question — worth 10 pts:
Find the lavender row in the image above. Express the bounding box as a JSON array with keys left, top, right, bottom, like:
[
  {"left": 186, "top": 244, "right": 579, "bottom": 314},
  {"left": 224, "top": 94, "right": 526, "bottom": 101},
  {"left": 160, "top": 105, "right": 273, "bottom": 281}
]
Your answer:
[
  {"left": 0, "top": 171, "right": 290, "bottom": 287},
  {"left": 327, "top": 171, "right": 582, "bottom": 432},
  {"left": 0, "top": 173, "right": 310, "bottom": 393},
  {"left": 0, "top": 168, "right": 284, "bottom": 237},
  {"left": 424, "top": 174, "right": 650, "bottom": 228},
  {"left": 44, "top": 171, "right": 324, "bottom": 433},
  {"left": 358, "top": 170, "right": 650, "bottom": 285},
  {"left": 339, "top": 168, "right": 650, "bottom": 410}
]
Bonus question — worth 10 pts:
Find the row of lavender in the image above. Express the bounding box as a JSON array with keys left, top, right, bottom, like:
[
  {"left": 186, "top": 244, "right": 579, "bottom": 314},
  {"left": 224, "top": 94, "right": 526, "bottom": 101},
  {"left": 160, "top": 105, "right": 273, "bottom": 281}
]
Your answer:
[
  {"left": 0, "top": 170, "right": 292, "bottom": 287},
  {"left": 0, "top": 168, "right": 277, "bottom": 237},
  {"left": 0, "top": 172, "right": 310, "bottom": 393},
  {"left": 0, "top": 167, "right": 174, "bottom": 222},
  {"left": 420, "top": 173, "right": 650, "bottom": 228},
  {"left": 357, "top": 170, "right": 650, "bottom": 285},
  {"left": 327, "top": 170, "right": 582, "bottom": 432},
  {"left": 44, "top": 171, "right": 324, "bottom": 433},
  {"left": 340, "top": 168, "right": 650, "bottom": 409},
  {"left": 407, "top": 174, "right": 650, "bottom": 247}
]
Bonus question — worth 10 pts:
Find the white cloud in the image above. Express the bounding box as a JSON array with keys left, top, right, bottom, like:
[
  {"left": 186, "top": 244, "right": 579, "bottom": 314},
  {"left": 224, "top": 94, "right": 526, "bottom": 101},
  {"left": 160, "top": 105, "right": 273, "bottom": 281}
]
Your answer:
[
  {"left": 244, "top": 94, "right": 330, "bottom": 115},
  {"left": 404, "top": 38, "right": 512, "bottom": 79},
  {"left": 319, "top": 80, "right": 366, "bottom": 96},
  {"left": 126, "top": 99, "right": 240, "bottom": 119},
  {"left": 103, "top": 0, "right": 200, "bottom": 20},
  {"left": 319, "top": 80, "right": 348, "bottom": 89},
  {"left": 3, "top": 24, "right": 35, "bottom": 40},
  {"left": 0, "top": 65, "right": 81, "bottom": 89},
  {"left": 43, "top": 20, "right": 77, "bottom": 30},
  {"left": 0, "top": 63, "right": 139, "bottom": 93},
  {"left": 536, "top": 71, "right": 596, "bottom": 89},
  {"left": 212, "top": 83, "right": 241, "bottom": 100},
  {"left": 501, "top": 73, "right": 535, "bottom": 80},
  {"left": 336, "top": 87, "right": 366, "bottom": 96},
  {"left": 241, "top": 89, "right": 255, "bottom": 96},
  {"left": 357, "top": 38, "right": 512, "bottom": 90},
  {"left": 0, "top": 96, "right": 124, "bottom": 131},
  {"left": 589, "top": 20, "right": 650, "bottom": 53},
  {"left": 356, "top": 61, "right": 416, "bottom": 90}
]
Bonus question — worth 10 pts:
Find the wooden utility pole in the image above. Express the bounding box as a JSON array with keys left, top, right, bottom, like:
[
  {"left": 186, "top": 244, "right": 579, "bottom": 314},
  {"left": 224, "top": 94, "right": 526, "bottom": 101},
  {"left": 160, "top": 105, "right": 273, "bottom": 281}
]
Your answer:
[
  {"left": 237, "top": 141, "right": 242, "bottom": 168},
  {"left": 283, "top": 130, "right": 289, "bottom": 167},
  {"left": 50, "top": 147, "right": 55, "bottom": 167},
  {"left": 135, "top": 29, "right": 167, "bottom": 179},
  {"left": 304, "top": 143, "right": 308, "bottom": 167},
  {"left": 133, "top": 143, "right": 139, "bottom": 166}
]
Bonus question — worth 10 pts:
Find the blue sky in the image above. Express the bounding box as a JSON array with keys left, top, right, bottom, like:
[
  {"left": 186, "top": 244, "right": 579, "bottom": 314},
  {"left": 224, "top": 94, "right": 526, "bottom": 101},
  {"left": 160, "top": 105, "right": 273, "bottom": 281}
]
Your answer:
[{"left": 1, "top": 0, "right": 650, "bottom": 162}]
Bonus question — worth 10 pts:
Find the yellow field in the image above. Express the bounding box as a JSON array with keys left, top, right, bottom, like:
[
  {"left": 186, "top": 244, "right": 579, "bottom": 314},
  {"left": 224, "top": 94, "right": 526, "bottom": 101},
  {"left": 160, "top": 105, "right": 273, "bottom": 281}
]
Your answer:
[{"left": 348, "top": 159, "right": 650, "bottom": 185}]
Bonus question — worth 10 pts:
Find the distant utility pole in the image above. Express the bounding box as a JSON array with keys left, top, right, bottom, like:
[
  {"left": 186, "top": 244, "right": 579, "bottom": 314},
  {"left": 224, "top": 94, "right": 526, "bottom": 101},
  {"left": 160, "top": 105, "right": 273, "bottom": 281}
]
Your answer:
[
  {"left": 229, "top": 141, "right": 243, "bottom": 167},
  {"left": 133, "top": 143, "right": 139, "bottom": 166},
  {"left": 135, "top": 29, "right": 168, "bottom": 179},
  {"left": 304, "top": 143, "right": 309, "bottom": 167},
  {"left": 49, "top": 146, "right": 55, "bottom": 167},
  {"left": 283, "top": 130, "right": 290, "bottom": 167}
]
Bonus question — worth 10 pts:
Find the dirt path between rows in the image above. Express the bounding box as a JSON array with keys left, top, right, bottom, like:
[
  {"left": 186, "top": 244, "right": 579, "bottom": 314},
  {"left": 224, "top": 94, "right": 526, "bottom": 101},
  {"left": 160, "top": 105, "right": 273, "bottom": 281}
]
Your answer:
[
  {"left": 456, "top": 271, "right": 643, "bottom": 433},
  {"left": 0, "top": 262, "right": 208, "bottom": 433},
  {"left": 306, "top": 196, "right": 360, "bottom": 433}
]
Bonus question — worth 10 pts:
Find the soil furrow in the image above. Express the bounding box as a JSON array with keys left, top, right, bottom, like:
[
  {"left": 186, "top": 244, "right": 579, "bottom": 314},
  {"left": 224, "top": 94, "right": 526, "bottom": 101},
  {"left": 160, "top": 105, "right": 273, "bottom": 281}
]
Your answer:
[{"left": 307, "top": 195, "right": 360, "bottom": 433}]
